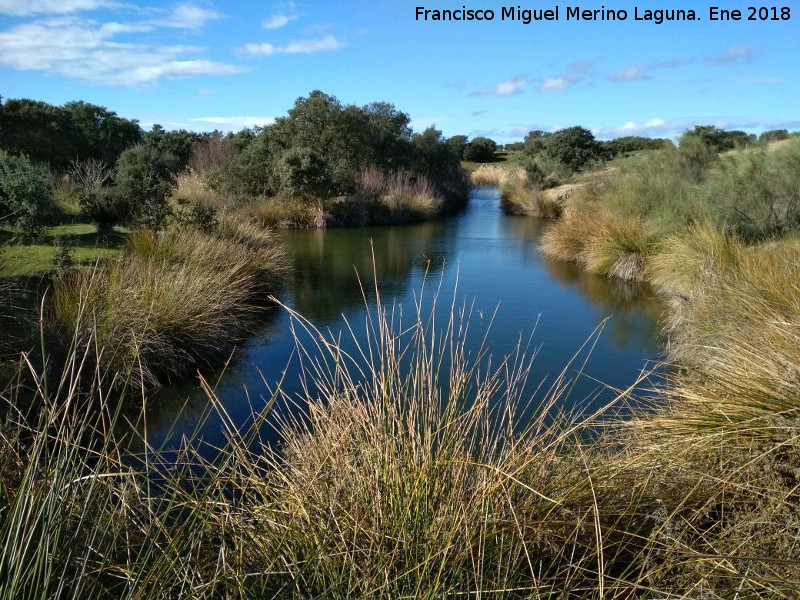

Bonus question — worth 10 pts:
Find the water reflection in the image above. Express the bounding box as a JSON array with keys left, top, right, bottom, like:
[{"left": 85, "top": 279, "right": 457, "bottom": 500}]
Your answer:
[{"left": 134, "top": 187, "right": 664, "bottom": 452}]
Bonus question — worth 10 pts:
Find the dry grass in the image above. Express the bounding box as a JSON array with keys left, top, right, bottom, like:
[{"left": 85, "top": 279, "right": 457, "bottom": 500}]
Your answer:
[
  {"left": 51, "top": 228, "right": 286, "bottom": 388},
  {"left": 471, "top": 164, "right": 514, "bottom": 186},
  {"left": 4, "top": 269, "right": 800, "bottom": 597},
  {"left": 581, "top": 216, "right": 658, "bottom": 282},
  {"left": 239, "top": 196, "right": 325, "bottom": 229},
  {"left": 354, "top": 167, "right": 444, "bottom": 223},
  {"left": 500, "top": 171, "right": 565, "bottom": 218}
]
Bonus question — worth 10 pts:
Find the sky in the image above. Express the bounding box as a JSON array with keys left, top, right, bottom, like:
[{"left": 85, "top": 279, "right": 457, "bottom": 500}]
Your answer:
[{"left": 0, "top": 0, "right": 798, "bottom": 142}]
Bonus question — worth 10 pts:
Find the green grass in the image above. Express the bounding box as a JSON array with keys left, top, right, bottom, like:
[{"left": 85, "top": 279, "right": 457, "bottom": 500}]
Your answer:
[{"left": 0, "top": 223, "right": 128, "bottom": 277}]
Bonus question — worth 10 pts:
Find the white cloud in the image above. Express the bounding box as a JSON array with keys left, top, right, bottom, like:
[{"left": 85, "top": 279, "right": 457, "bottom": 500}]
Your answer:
[
  {"left": 0, "top": 17, "right": 246, "bottom": 86},
  {"left": 591, "top": 116, "right": 800, "bottom": 139},
  {"left": 608, "top": 58, "right": 690, "bottom": 83},
  {"left": 162, "top": 3, "right": 223, "bottom": 30},
  {"left": 262, "top": 1, "right": 298, "bottom": 29},
  {"left": 539, "top": 60, "right": 598, "bottom": 93},
  {"left": 472, "top": 76, "right": 527, "bottom": 97},
  {"left": 705, "top": 44, "right": 757, "bottom": 65},
  {"left": 0, "top": 0, "right": 115, "bottom": 16},
  {"left": 608, "top": 65, "right": 649, "bottom": 82},
  {"left": 242, "top": 34, "right": 343, "bottom": 57}
]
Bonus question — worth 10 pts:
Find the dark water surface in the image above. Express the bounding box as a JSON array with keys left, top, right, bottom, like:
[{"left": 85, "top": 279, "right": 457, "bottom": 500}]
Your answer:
[{"left": 145, "top": 187, "right": 663, "bottom": 451}]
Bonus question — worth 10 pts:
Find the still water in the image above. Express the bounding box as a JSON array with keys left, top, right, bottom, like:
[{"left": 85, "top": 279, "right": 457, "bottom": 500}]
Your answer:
[{"left": 145, "top": 187, "right": 663, "bottom": 450}]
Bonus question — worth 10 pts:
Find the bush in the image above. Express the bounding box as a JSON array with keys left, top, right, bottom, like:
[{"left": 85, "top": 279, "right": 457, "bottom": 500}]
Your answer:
[
  {"left": 678, "top": 131, "right": 719, "bottom": 182},
  {"left": 463, "top": 136, "right": 498, "bottom": 162},
  {"left": 112, "top": 145, "right": 173, "bottom": 230},
  {"left": 705, "top": 142, "right": 800, "bottom": 241},
  {"left": 51, "top": 235, "right": 75, "bottom": 278},
  {"left": 277, "top": 147, "right": 332, "bottom": 198},
  {"left": 0, "top": 149, "right": 52, "bottom": 239},
  {"left": 543, "top": 126, "right": 606, "bottom": 173},
  {"left": 759, "top": 129, "right": 790, "bottom": 144}
]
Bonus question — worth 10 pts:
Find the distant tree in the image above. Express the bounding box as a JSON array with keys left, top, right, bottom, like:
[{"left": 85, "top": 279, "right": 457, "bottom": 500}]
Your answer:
[
  {"left": 759, "top": 129, "right": 790, "bottom": 143},
  {"left": 544, "top": 126, "right": 606, "bottom": 172},
  {"left": 412, "top": 126, "right": 460, "bottom": 177},
  {"left": 0, "top": 149, "right": 52, "bottom": 238},
  {"left": 463, "top": 137, "right": 498, "bottom": 162},
  {"left": 447, "top": 135, "right": 469, "bottom": 160},
  {"left": 602, "top": 136, "right": 669, "bottom": 156},
  {"left": 523, "top": 130, "right": 552, "bottom": 156},
  {"left": 505, "top": 142, "right": 525, "bottom": 152},
  {"left": 0, "top": 98, "right": 141, "bottom": 168},
  {"left": 684, "top": 125, "right": 756, "bottom": 152},
  {"left": 143, "top": 125, "right": 208, "bottom": 172}
]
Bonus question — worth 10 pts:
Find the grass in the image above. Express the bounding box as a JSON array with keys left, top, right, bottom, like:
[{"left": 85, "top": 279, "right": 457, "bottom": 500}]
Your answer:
[
  {"left": 2, "top": 272, "right": 799, "bottom": 598},
  {"left": 471, "top": 164, "right": 516, "bottom": 186},
  {"left": 50, "top": 227, "right": 287, "bottom": 388},
  {"left": 0, "top": 223, "right": 127, "bottom": 277},
  {"left": 499, "top": 172, "right": 566, "bottom": 218},
  {"left": 541, "top": 137, "right": 800, "bottom": 284},
  {"left": 236, "top": 168, "right": 449, "bottom": 229}
]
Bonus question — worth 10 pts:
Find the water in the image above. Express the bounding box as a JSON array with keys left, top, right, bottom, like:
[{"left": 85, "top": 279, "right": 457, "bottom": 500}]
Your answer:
[{"left": 144, "top": 187, "right": 663, "bottom": 451}]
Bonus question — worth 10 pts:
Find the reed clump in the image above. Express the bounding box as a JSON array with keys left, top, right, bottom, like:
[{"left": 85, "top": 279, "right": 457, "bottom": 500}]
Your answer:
[
  {"left": 51, "top": 228, "right": 287, "bottom": 388},
  {"left": 349, "top": 167, "right": 445, "bottom": 224},
  {"left": 239, "top": 196, "right": 326, "bottom": 229},
  {"left": 500, "top": 171, "right": 565, "bottom": 218},
  {"left": 471, "top": 164, "right": 513, "bottom": 186}
]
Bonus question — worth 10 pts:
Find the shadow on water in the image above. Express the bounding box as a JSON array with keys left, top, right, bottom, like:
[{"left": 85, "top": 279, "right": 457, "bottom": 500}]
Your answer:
[{"left": 125, "top": 187, "right": 665, "bottom": 455}]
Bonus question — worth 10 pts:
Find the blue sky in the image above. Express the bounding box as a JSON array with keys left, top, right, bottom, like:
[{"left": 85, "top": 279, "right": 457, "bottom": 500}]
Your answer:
[{"left": 0, "top": 0, "right": 798, "bottom": 142}]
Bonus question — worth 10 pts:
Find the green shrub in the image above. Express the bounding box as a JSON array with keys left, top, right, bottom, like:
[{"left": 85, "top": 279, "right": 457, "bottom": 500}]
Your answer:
[
  {"left": 278, "top": 146, "right": 332, "bottom": 198},
  {"left": 706, "top": 142, "right": 800, "bottom": 241},
  {"left": 543, "top": 126, "right": 606, "bottom": 173},
  {"left": 0, "top": 149, "right": 52, "bottom": 239},
  {"left": 51, "top": 235, "right": 75, "bottom": 278},
  {"left": 463, "top": 136, "right": 498, "bottom": 162},
  {"left": 759, "top": 129, "right": 790, "bottom": 144},
  {"left": 677, "top": 131, "right": 719, "bottom": 182},
  {"left": 112, "top": 145, "right": 173, "bottom": 230}
]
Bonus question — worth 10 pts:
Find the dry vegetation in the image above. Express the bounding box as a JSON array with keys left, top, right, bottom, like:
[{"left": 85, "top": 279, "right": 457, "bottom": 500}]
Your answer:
[
  {"left": 51, "top": 227, "right": 287, "bottom": 388},
  {"left": 3, "top": 271, "right": 799, "bottom": 598}
]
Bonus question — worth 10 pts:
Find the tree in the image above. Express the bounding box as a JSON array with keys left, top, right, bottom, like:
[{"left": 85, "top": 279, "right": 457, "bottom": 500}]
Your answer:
[
  {"left": 143, "top": 125, "right": 208, "bottom": 172},
  {"left": 112, "top": 146, "right": 172, "bottom": 230},
  {"left": 684, "top": 125, "right": 755, "bottom": 152},
  {"left": 0, "top": 149, "right": 52, "bottom": 238},
  {"left": 447, "top": 135, "right": 469, "bottom": 160},
  {"left": 0, "top": 98, "right": 141, "bottom": 168},
  {"left": 601, "top": 136, "right": 669, "bottom": 157},
  {"left": 759, "top": 129, "right": 790, "bottom": 143},
  {"left": 523, "top": 130, "right": 551, "bottom": 156},
  {"left": 463, "top": 137, "right": 498, "bottom": 162},
  {"left": 543, "top": 126, "right": 605, "bottom": 172},
  {"left": 277, "top": 147, "right": 332, "bottom": 198}
]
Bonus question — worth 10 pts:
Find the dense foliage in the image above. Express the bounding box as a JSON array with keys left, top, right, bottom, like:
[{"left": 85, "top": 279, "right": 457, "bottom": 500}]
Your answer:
[
  {"left": 0, "top": 149, "right": 52, "bottom": 238},
  {"left": 463, "top": 136, "right": 498, "bottom": 162},
  {"left": 601, "top": 136, "right": 669, "bottom": 156},
  {"left": 0, "top": 97, "right": 141, "bottom": 168},
  {"left": 112, "top": 145, "right": 174, "bottom": 230},
  {"left": 226, "top": 90, "right": 466, "bottom": 205}
]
